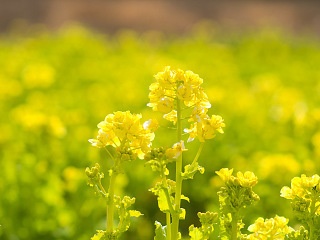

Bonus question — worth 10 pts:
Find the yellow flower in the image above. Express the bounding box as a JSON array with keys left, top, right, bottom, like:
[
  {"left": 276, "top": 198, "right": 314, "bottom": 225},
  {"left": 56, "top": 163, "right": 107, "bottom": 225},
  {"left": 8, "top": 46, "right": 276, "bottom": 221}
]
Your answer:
[
  {"left": 165, "top": 140, "right": 188, "bottom": 159},
  {"left": 237, "top": 171, "right": 258, "bottom": 188},
  {"left": 280, "top": 186, "right": 294, "bottom": 199},
  {"left": 185, "top": 115, "right": 225, "bottom": 142},
  {"left": 154, "top": 66, "right": 176, "bottom": 89},
  {"left": 149, "top": 66, "right": 225, "bottom": 142},
  {"left": 215, "top": 168, "right": 234, "bottom": 183},
  {"left": 163, "top": 110, "right": 177, "bottom": 124},
  {"left": 301, "top": 174, "right": 320, "bottom": 188},
  {"left": 281, "top": 174, "right": 320, "bottom": 199},
  {"left": 247, "top": 215, "right": 293, "bottom": 240},
  {"left": 143, "top": 119, "right": 159, "bottom": 132},
  {"left": 89, "top": 111, "right": 156, "bottom": 159}
]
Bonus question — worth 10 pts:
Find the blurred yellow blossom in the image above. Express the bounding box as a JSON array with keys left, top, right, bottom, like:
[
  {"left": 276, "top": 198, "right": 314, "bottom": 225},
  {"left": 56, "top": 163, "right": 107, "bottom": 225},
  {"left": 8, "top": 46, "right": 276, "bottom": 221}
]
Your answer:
[
  {"left": 281, "top": 174, "right": 320, "bottom": 200},
  {"left": 22, "top": 63, "right": 55, "bottom": 89},
  {"left": 237, "top": 171, "right": 258, "bottom": 188},
  {"left": 215, "top": 168, "right": 233, "bottom": 183},
  {"left": 247, "top": 215, "right": 293, "bottom": 240}
]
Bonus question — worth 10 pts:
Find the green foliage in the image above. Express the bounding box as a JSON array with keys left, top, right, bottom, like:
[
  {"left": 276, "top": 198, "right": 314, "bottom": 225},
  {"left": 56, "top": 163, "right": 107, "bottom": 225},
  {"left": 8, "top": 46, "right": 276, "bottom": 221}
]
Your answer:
[
  {"left": 189, "top": 211, "right": 218, "bottom": 240},
  {"left": 154, "top": 221, "right": 167, "bottom": 240},
  {"left": 1, "top": 23, "right": 320, "bottom": 239}
]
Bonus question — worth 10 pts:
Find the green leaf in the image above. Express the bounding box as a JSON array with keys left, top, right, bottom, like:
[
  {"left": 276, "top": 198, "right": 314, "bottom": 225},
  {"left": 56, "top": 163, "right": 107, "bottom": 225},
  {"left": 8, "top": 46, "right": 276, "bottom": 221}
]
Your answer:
[
  {"left": 154, "top": 221, "right": 166, "bottom": 240},
  {"left": 181, "top": 162, "right": 204, "bottom": 180},
  {"left": 179, "top": 208, "right": 186, "bottom": 220},
  {"left": 129, "top": 210, "right": 143, "bottom": 218},
  {"left": 91, "top": 230, "right": 106, "bottom": 240},
  {"left": 181, "top": 194, "right": 190, "bottom": 202},
  {"left": 157, "top": 189, "right": 171, "bottom": 213}
]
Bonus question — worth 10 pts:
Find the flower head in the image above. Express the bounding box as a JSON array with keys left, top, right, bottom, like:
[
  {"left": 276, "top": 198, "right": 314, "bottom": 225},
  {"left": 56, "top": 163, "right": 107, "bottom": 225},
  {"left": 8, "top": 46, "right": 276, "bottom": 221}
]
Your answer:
[
  {"left": 215, "top": 168, "right": 234, "bottom": 183},
  {"left": 247, "top": 215, "right": 293, "bottom": 240},
  {"left": 89, "top": 111, "right": 157, "bottom": 159},
  {"left": 165, "top": 140, "right": 188, "bottom": 159},
  {"left": 280, "top": 174, "right": 320, "bottom": 200},
  {"left": 185, "top": 115, "right": 225, "bottom": 142},
  {"left": 237, "top": 171, "right": 258, "bottom": 188},
  {"left": 148, "top": 66, "right": 225, "bottom": 143}
]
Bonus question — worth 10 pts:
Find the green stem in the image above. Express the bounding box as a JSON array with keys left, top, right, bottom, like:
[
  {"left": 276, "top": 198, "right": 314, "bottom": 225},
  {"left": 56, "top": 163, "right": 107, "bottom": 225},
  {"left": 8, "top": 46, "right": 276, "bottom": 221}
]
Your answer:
[
  {"left": 161, "top": 175, "right": 173, "bottom": 240},
  {"left": 166, "top": 212, "right": 172, "bottom": 240},
  {"left": 192, "top": 142, "right": 205, "bottom": 165},
  {"left": 171, "top": 98, "right": 183, "bottom": 240},
  {"left": 231, "top": 213, "right": 238, "bottom": 240},
  {"left": 308, "top": 194, "right": 317, "bottom": 239},
  {"left": 106, "top": 167, "right": 118, "bottom": 233},
  {"left": 98, "top": 180, "right": 107, "bottom": 196}
]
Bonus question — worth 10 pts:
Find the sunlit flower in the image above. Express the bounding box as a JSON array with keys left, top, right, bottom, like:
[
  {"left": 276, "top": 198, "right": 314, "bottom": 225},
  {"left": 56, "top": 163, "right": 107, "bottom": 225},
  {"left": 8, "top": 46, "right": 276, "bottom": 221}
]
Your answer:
[
  {"left": 247, "top": 215, "right": 293, "bottom": 240},
  {"left": 215, "top": 168, "right": 234, "bottom": 183},
  {"left": 280, "top": 174, "right": 320, "bottom": 200},
  {"left": 237, "top": 171, "right": 258, "bottom": 188},
  {"left": 148, "top": 66, "right": 225, "bottom": 143},
  {"left": 165, "top": 140, "right": 188, "bottom": 159},
  {"left": 89, "top": 111, "right": 156, "bottom": 159},
  {"left": 185, "top": 115, "right": 225, "bottom": 142},
  {"left": 163, "top": 110, "right": 177, "bottom": 124}
]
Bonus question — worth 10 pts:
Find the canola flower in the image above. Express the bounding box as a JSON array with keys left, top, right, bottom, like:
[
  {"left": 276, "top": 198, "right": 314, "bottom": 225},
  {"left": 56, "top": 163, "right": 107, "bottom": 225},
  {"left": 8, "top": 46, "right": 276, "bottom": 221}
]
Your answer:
[
  {"left": 280, "top": 174, "right": 320, "bottom": 201},
  {"left": 280, "top": 174, "right": 320, "bottom": 239},
  {"left": 89, "top": 111, "right": 157, "bottom": 159},
  {"left": 216, "top": 168, "right": 258, "bottom": 188},
  {"left": 146, "top": 67, "right": 225, "bottom": 240},
  {"left": 88, "top": 111, "right": 157, "bottom": 239},
  {"left": 148, "top": 66, "right": 225, "bottom": 142},
  {"left": 247, "top": 215, "right": 293, "bottom": 240},
  {"left": 216, "top": 168, "right": 260, "bottom": 240}
]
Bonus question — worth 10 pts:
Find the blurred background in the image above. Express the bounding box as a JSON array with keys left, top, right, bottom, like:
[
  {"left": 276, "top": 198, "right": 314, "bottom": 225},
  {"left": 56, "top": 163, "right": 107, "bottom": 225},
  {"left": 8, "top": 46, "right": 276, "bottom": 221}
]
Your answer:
[{"left": 1, "top": 0, "right": 320, "bottom": 239}]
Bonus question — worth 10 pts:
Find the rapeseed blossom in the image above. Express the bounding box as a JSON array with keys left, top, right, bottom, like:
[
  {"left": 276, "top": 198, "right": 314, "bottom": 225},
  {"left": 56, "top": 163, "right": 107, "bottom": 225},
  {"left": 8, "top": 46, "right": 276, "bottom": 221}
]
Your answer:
[
  {"left": 280, "top": 174, "right": 320, "bottom": 200},
  {"left": 165, "top": 140, "right": 188, "bottom": 159},
  {"left": 148, "top": 66, "right": 225, "bottom": 142},
  {"left": 216, "top": 168, "right": 258, "bottom": 188},
  {"left": 237, "top": 171, "right": 258, "bottom": 188},
  {"left": 247, "top": 215, "right": 293, "bottom": 240},
  {"left": 215, "top": 168, "right": 234, "bottom": 183},
  {"left": 89, "top": 111, "right": 157, "bottom": 159}
]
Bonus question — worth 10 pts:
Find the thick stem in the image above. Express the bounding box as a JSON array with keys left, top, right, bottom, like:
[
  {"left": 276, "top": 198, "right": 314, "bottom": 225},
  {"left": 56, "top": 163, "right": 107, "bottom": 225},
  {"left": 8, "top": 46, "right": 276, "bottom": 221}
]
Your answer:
[
  {"left": 231, "top": 213, "right": 238, "bottom": 240},
  {"left": 171, "top": 98, "right": 183, "bottom": 240},
  {"left": 106, "top": 168, "right": 118, "bottom": 233},
  {"left": 166, "top": 212, "right": 172, "bottom": 240}
]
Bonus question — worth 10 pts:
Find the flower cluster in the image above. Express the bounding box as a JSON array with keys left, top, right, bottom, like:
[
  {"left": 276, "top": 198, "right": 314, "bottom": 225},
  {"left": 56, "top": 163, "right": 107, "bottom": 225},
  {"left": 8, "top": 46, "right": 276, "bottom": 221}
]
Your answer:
[
  {"left": 247, "top": 215, "right": 293, "bottom": 240},
  {"left": 216, "top": 168, "right": 258, "bottom": 188},
  {"left": 280, "top": 174, "right": 320, "bottom": 239},
  {"left": 280, "top": 174, "right": 320, "bottom": 202},
  {"left": 147, "top": 66, "right": 225, "bottom": 142},
  {"left": 89, "top": 111, "right": 157, "bottom": 159},
  {"left": 216, "top": 168, "right": 260, "bottom": 239}
]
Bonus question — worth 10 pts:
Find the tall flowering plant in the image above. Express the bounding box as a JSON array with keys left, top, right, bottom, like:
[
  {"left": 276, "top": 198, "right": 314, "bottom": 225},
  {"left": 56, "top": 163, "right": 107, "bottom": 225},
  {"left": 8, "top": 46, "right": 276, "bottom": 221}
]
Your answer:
[
  {"left": 87, "top": 67, "right": 225, "bottom": 240},
  {"left": 87, "top": 111, "right": 157, "bottom": 239},
  {"left": 146, "top": 66, "right": 225, "bottom": 240},
  {"left": 86, "top": 66, "right": 320, "bottom": 240}
]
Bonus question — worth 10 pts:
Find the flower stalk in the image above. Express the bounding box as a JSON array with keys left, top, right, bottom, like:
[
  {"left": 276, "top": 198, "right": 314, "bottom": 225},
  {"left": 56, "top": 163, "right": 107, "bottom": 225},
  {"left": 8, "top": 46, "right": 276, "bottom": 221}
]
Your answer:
[
  {"left": 106, "top": 168, "right": 118, "bottom": 233},
  {"left": 171, "top": 98, "right": 183, "bottom": 240}
]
